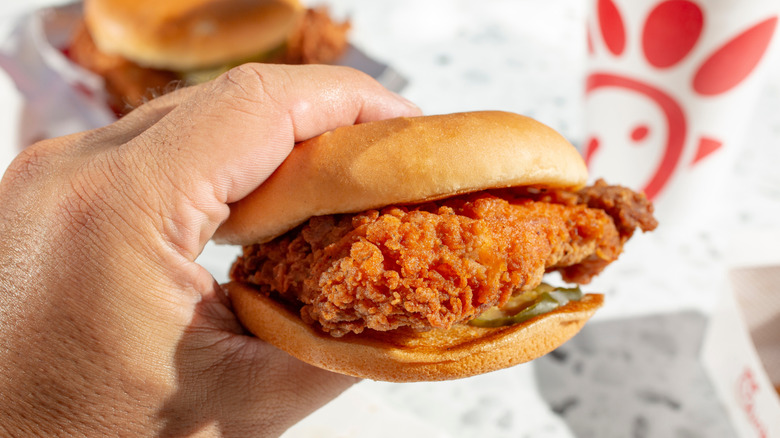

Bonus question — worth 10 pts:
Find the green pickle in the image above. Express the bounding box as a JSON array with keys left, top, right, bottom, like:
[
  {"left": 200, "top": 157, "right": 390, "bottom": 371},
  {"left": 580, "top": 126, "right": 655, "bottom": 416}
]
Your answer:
[
  {"left": 468, "top": 283, "right": 584, "bottom": 328},
  {"left": 180, "top": 45, "right": 287, "bottom": 85}
]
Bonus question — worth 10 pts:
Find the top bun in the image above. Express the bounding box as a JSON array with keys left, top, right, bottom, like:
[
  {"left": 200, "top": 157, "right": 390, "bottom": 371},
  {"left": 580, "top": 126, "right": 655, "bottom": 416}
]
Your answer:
[
  {"left": 215, "top": 111, "right": 588, "bottom": 246},
  {"left": 83, "top": 0, "right": 304, "bottom": 70}
]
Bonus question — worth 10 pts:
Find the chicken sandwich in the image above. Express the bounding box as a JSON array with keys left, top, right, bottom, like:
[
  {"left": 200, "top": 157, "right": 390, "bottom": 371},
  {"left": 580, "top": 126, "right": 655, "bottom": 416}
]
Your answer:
[{"left": 215, "top": 111, "right": 657, "bottom": 382}]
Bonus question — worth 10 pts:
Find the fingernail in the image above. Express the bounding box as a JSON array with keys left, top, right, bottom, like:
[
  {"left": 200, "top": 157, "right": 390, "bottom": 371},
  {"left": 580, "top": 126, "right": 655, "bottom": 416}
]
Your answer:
[{"left": 392, "top": 92, "right": 422, "bottom": 114}]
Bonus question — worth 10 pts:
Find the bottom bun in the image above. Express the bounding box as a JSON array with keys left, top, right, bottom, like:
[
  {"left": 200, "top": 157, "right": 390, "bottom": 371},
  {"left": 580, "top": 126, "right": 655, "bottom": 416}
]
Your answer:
[{"left": 225, "top": 281, "right": 603, "bottom": 382}]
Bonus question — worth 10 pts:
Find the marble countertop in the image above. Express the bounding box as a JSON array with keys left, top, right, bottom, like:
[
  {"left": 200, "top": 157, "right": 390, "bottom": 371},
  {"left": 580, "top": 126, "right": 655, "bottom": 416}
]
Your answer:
[{"left": 1, "top": 1, "right": 779, "bottom": 437}]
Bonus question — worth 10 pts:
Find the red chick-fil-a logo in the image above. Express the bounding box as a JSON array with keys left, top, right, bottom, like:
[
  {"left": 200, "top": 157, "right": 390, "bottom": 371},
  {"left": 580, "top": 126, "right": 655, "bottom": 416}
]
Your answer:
[
  {"left": 736, "top": 367, "right": 768, "bottom": 438},
  {"left": 585, "top": 0, "right": 778, "bottom": 200}
]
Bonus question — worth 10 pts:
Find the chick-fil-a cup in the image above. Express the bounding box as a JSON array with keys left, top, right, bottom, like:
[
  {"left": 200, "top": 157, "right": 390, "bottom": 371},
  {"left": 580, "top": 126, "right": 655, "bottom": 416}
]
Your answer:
[{"left": 584, "top": 0, "right": 779, "bottom": 228}]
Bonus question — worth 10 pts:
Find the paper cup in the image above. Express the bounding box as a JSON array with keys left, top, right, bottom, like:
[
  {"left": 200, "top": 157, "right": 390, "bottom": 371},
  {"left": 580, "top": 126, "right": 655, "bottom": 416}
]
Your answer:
[{"left": 584, "top": 0, "right": 779, "bottom": 229}]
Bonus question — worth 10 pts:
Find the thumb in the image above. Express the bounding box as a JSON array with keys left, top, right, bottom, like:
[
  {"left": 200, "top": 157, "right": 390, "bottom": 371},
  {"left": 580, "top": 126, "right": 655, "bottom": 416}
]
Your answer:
[
  {"left": 231, "top": 338, "right": 359, "bottom": 436},
  {"left": 161, "top": 295, "right": 359, "bottom": 437}
]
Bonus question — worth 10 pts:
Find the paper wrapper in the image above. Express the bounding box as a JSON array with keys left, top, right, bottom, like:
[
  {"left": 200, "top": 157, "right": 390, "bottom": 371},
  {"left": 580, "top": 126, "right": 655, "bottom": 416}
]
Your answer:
[
  {"left": 0, "top": 3, "right": 116, "bottom": 151},
  {"left": 701, "top": 230, "right": 780, "bottom": 438},
  {"left": 584, "top": 0, "right": 780, "bottom": 229},
  {"left": 0, "top": 3, "right": 407, "bottom": 156}
]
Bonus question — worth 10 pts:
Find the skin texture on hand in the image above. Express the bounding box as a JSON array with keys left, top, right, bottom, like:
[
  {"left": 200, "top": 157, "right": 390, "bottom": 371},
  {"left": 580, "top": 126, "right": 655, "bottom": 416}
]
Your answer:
[{"left": 0, "top": 64, "right": 421, "bottom": 437}]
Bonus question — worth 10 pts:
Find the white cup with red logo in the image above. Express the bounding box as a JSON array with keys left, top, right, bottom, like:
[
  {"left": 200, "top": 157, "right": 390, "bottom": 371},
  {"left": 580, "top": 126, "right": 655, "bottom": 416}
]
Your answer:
[{"left": 584, "top": 0, "right": 779, "bottom": 229}]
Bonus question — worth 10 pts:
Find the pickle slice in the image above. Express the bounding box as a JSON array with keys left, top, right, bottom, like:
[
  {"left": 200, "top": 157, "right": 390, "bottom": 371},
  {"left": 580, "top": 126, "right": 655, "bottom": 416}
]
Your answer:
[
  {"left": 179, "top": 45, "right": 286, "bottom": 84},
  {"left": 468, "top": 285, "right": 584, "bottom": 328}
]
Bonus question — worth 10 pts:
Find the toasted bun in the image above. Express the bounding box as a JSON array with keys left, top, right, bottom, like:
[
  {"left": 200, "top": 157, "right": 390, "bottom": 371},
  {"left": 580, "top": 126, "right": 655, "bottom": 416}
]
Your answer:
[
  {"left": 215, "top": 111, "right": 588, "bottom": 245},
  {"left": 226, "top": 282, "right": 603, "bottom": 382},
  {"left": 83, "top": 0, "right": 304, "bottom": 70}
]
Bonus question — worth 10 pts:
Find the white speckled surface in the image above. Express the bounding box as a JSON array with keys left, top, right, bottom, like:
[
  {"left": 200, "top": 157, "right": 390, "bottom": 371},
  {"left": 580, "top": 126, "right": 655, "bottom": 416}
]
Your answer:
[{"left": 1, "top": 1, "right": 779, "bottom": 437}]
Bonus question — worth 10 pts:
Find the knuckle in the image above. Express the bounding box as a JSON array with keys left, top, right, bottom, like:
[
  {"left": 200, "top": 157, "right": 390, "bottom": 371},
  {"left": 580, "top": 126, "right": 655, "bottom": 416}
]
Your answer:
[
  {"left": 59, "top": 156, "right": 122, "bottom": 233},
  {"left": 220, "top": 63, "right": 272, "bottom": 98},
  {"left": 3, "top": 140, "right": 59, "bottom": 185},
  {"left": 213, "top": 63, "right": 289, "bottom": 109},
  {"left": 1, "top": 137, "right": 162, "bottom": 254},
  {"left": 58, "top": 150, "right": 154, "bottom": 242}
]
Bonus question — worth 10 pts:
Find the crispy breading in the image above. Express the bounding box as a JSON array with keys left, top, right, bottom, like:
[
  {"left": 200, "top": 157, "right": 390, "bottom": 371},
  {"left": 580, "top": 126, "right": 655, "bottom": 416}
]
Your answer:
[
  {"left": 271, "top": 7, "right": 351, "bottom": 65},
  {"left": 231, "top": 183, "right": 656, "bottom": 336}
]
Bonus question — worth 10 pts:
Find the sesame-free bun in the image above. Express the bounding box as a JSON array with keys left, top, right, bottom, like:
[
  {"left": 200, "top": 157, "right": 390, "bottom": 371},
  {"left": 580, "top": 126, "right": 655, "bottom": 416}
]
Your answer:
[
  {"left": 226, "top": 281, "right": 603, "bottom": 382},
  {"left": 83, "top": 0, "right": 304, "bottom": 70},
  {"left": 214, "top": 111, "right": 588, "bottom": 246}
]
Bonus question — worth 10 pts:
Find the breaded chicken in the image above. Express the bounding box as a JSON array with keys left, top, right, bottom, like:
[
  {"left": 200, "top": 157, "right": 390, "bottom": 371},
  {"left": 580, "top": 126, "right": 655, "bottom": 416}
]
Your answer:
[
  {"left": 270, "top": 7, "right": 351, "bottom": 65},
  {"left": 231, "top": 181, "right": 656, "bottom": 336}
]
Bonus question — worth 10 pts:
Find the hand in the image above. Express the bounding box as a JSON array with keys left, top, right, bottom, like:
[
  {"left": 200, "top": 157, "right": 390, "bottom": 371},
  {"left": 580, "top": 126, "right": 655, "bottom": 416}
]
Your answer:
[{"left": 0, "top": 64, "right": 421, "bottom": 437}]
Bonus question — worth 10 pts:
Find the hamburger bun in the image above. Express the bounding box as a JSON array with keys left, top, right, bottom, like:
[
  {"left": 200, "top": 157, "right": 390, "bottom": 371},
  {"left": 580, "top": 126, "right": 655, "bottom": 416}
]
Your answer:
[
  {"left": 83, "top": 0, "right": 304, "bottom": 70},
  {"left": 214, "top": 111, "right": 589, "bottom": 245},
  {"left": 226, "top": 281, "right": 603, "bottom": 382}
]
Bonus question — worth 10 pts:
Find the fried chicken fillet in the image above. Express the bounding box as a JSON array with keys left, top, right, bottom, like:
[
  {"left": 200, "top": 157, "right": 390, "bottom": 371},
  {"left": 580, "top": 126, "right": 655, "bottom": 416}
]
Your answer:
[{"left": 231, "top": 180, "right": 656, "bottom": 337}]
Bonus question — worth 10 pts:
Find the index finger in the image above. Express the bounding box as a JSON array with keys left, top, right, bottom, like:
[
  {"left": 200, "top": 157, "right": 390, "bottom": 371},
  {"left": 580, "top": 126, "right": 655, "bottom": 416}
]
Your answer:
[{"left": 148, "top": 64, "right": 419, "bottom": 201}]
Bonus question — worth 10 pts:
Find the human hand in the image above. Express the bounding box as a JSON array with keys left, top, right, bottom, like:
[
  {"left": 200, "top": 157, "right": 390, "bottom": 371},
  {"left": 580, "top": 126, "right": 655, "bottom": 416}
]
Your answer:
[{"left": 0, "top": 64, "right": 421, "bottom": 437}]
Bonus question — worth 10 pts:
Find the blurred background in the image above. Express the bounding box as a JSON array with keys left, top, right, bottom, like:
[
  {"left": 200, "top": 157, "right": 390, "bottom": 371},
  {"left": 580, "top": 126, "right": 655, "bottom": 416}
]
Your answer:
[{"left": 1, "top": 1, "right": 779, "bottom": 437}]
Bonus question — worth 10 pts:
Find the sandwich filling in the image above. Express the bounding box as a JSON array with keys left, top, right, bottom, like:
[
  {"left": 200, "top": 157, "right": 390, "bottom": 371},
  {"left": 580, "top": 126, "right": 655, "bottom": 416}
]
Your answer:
[{"left": 230, "top": 180, "right": 657, "bottom": 337}]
